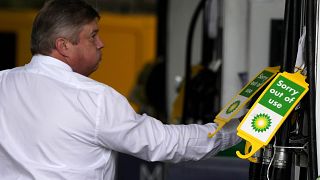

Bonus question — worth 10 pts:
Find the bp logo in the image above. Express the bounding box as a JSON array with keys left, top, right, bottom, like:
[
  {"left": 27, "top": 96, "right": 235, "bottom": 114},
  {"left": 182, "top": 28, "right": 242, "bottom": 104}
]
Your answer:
[
  {"left": 226, "top": 100, "right": 241, "bottom": 114},
  {"left": 251, "top": 113, "right": 272, "bottom": 133}
]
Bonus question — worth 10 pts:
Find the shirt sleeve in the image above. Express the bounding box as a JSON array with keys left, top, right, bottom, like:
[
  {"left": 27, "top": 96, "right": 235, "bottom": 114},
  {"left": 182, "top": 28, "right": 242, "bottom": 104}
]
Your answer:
[{"left": 96, "top": 88, "right": 241, "bottom": 163}]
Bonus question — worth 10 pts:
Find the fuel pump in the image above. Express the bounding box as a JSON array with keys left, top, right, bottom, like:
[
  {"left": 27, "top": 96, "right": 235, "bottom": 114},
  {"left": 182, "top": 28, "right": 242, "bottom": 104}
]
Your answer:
[
  {"left": 269, "top": 0, "right": 318, "bottom": 179},
  {"left": 237, "top": 0, "right": 318, "bottom": 179}
]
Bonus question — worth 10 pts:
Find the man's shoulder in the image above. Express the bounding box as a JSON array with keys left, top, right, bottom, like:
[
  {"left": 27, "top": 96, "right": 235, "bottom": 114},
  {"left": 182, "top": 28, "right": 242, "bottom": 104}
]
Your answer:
[{"left": 72, "top": 74, "right": 119, "bottom": 96}]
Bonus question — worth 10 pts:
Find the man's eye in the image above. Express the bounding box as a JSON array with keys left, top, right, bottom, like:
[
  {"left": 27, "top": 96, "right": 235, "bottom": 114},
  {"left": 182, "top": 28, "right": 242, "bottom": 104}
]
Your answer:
[{"left": 90, "top": 33, "right": 96, "bottom": 39}]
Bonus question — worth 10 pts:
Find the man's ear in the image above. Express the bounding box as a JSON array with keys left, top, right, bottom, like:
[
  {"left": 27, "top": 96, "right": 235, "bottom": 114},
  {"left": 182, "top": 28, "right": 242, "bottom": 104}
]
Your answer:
[{"left": 55, "top": 38, "right": 69, "bottom": 56}]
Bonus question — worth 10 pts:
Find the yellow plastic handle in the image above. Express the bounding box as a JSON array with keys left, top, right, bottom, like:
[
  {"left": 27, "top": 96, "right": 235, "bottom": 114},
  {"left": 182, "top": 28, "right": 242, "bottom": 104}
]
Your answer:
[
  {"left": 244, "top": 141, "right": 259, "bottom": 163},
  {"left": 236, "top": 140, "right": 262, "bottom": 159},
  {"left": 208, "top": 119, "right": 226, "bottom": 138}
]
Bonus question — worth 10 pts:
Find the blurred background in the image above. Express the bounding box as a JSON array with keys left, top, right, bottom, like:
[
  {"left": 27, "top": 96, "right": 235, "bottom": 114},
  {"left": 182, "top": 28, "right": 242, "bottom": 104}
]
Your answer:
[
  {"left": 0, "top": 0, "right": 289, "bottom": 179},
  {"left": 0, "top": 0, "right": 156, "bottom": 13}
]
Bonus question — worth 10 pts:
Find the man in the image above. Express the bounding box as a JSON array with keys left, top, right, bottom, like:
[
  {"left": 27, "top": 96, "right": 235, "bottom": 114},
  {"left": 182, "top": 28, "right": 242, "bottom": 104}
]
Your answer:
[{"left": 0, "top": 0, "right": 241, "bottom": 179}]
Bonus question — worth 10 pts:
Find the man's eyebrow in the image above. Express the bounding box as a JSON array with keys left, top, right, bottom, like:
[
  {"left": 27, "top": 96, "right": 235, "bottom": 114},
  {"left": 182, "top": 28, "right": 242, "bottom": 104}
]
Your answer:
[
  {"left": 90, "top": 29, "right": 98, "bottom": 36},
  {"left": 92, "top": 29, "right": 99, "bottom": 33}
]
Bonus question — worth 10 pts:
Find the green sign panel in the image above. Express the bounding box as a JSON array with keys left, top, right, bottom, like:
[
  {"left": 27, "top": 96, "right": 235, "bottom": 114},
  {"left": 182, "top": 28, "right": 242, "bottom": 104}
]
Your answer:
[
  {"left": 240, "top": 70, "right": 274, "bottom": 98},
  {"left": 259, "top": 75, "right": 305, "bottom": 116}
]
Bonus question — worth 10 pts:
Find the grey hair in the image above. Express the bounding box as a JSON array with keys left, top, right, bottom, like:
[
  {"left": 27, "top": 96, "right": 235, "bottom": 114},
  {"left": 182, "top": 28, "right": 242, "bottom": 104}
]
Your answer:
[{"left": 31, "top": 0, "right": 100, "bottom": 55}]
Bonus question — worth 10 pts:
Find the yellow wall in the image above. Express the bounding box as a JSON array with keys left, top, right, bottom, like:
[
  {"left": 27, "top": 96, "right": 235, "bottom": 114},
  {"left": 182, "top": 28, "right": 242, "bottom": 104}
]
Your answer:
[
  {"left": 0, "top": 10, "right": 156, "bottom": 98},
  {"left": 91, "top": 12, "right": 157, "bottom": 97}
]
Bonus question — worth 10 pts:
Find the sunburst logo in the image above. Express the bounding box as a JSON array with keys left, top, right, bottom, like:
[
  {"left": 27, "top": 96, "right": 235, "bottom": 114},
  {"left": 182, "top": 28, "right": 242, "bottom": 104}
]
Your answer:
[
  {"left": 251, "top": 113, "right": 272, "bottom": 133},
  {"left": 226, "top": 100, "right": 240, "bottom": 114}
]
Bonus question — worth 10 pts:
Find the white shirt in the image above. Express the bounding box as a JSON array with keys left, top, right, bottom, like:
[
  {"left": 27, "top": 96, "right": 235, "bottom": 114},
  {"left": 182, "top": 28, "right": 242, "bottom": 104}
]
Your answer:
[{"left": 0, "top": 55, "right": 241, "bottom": 180}]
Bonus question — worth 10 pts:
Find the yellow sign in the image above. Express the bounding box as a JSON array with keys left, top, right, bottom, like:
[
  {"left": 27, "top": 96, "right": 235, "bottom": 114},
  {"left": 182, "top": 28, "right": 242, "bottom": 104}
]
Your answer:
[
  {"left": 208, "top": 66, "right": 280, "bottom": 138},
  {"left": 236, "top": 72, "right": 309, "bottom": 159}
]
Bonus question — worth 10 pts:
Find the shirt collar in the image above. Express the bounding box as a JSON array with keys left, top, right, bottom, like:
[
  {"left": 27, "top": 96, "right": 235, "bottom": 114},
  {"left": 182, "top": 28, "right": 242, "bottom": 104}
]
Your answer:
[{"left": 30, "top": 54, "right": 73, "bottom": 72}]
